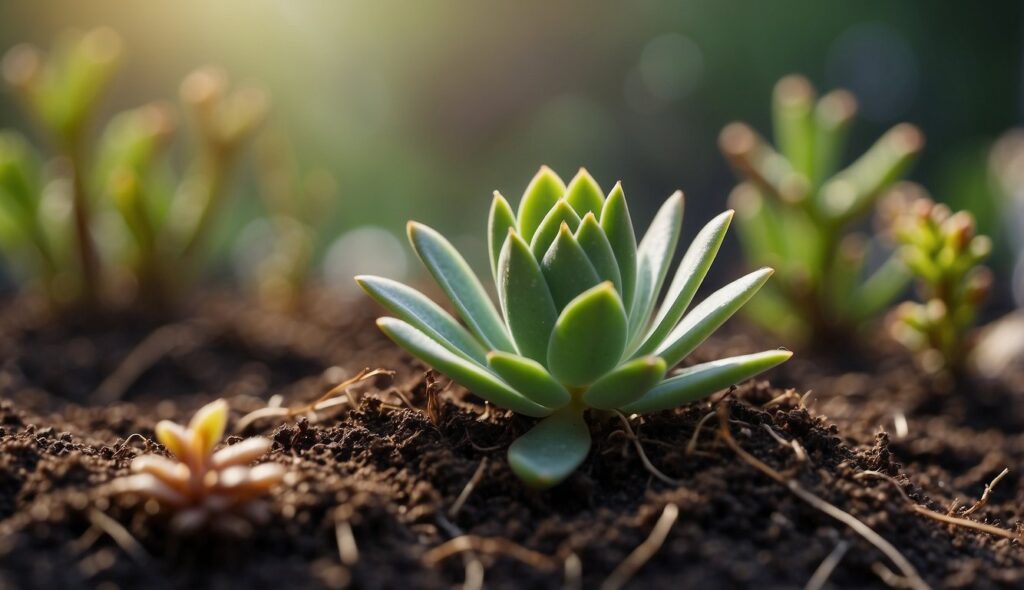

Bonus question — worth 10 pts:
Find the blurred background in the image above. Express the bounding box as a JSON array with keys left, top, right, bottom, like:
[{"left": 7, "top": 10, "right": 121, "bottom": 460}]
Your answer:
[{"left": 1, "top": 0, "right": 1021, "bottom": 299}]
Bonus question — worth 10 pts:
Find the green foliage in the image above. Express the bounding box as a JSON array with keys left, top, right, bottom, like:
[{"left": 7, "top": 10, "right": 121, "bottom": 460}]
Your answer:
[
  {"left": 0, "top": 30, "right": 267, "bottom": 308},
  {"left": 719, "top": 74, "right": 924, "bottom": 345},
  {"left": 360, "top": 167, "right": 791, "bottom": 487},
  {"left": 883, "top": 185, "right": 992, "bottom": 373}
]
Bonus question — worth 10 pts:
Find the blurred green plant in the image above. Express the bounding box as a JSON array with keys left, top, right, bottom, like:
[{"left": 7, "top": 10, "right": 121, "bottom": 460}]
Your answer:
[
  {"left": 248, "top": 127, "right": 336, "bottom": 309},
  {"left": 359, "top": 167, "right": 790, "bottom": 487},
  {"left": 990, "top": 129, "right": 1024, "bottom": 306},
  {"left": 0, "top": 30, "right": 266, "bottom": 308},
  {"left": 719, "top": 74, "right": 924, "bottom": 346},
  {"left": 882, "top": 184, "right": 992, "bottom": 374}
]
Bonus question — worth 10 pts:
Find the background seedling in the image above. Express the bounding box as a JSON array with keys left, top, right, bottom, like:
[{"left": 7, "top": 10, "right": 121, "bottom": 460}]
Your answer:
[
  {"left": 720, "top": 74, "right": 924, "bottom": 346},
  {"left": 882, "top": 183, "right": 992, "bottom": 374},
  {"left": 359, "top": 167, "right": 790, "bottom": 487}
]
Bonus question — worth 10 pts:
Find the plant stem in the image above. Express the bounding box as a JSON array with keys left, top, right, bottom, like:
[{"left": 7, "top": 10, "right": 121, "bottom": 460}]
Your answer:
[{"left": 66, "top": 136, "right": 100, "bottom": 303}]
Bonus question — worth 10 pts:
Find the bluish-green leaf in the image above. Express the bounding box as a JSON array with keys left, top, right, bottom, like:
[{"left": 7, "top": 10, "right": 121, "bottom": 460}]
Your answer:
[
  {"left": 634, "top": 210, "right": 733, "bottom": 356},
  {"left": 508, "top": 403, "right": 590, "bottom": 488},
  {"left": 656, "top": 268, "right": 774, "bottom": 367},
  {"left": 583, "top": 356, "right": 666, "bottom": 410},
  {"left": 548, "top": 282, "right": 627, "bottom": 387},
  {"left": 497, "top": 230, "right": 558, "bottom": 362},
  {"left": 407, "top": 222, "right": 515, "bottom": 352},
  {"left": 575, "top": 212, "right": 623, "bottom": 295},
  {"left": 541, "top": 224, "right": 601, "bottom": 310},
  {"left": 377, "top": 318, "right": 551, "bottom": 418},
  {"left": 628, "top": 192, "right": 685, "bottom": 345},
  {"left": 517, "top": 166, "right": 566, "bottom": 243},
  {"left": 530, "top": 200, "right": 582, "bottom": 259},
  {"left": 487, "top": 351, "right": 570, "bottom": 409},
  {"left": 564, "top": 168, "right": 604, "bottom": 218},
  {"left": 356, "top": 275, "right": 489, "bottom": 365},
  {"left": 600, "top": 183, "right": 637, "bottom": 311},
  {"left": 488, "top": 191, "right": 517, "bottom": 280},
  {"left": 621, "top": 350, "right": 793, "bottom": 414}
]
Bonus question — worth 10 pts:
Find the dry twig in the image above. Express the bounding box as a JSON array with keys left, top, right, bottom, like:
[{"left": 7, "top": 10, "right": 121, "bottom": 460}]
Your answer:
[
  {"left": 804, "top": 540, "right": 850, "bottom": 590},
  {"left": 962, "top": 468, "right": 1009, "bottom": 517}
]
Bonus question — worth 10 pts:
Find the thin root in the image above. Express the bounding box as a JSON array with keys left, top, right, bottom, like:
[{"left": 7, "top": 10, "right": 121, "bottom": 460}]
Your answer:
[
  {"left": 613, "top": 411, "right": 682, "bottom": 486},
  {"left": 716, "top": 406, "right": 930, "bottom": 590},
  {"left": 87, "top": 509, "right": 152, "bottom": 566},
  {"left": 962, "top": 468, "right": 1009, "bottom": 517},
  {"left": 423, "top": 534, "right": 559, "bottom": 572},
  {"left": 449, "top": 458, "right": 488, "bottom": 518},
  {"left": 600, "top": 503, "right": 680, "bottom": 590},
  {"left": 335, "top": 517, "right": 359, "bottom": 567},
  {"left": 686, "top": 411, "right": 716, "bottom": 456},
  {"left": 804, "top": 540, "right": 850, "bottom": 590}
]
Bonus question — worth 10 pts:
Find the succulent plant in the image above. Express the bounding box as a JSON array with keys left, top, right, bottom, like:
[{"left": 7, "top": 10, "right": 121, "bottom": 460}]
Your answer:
[
  {"left": 358, "top": 167, "right": 791, "bottom": 487},
  {"left": 720, "top": 74, "right": 923, "bottom": 346},
  {"left": 110, "top": 399, "right": 286, "bottom": 534},
  {"left": 882, "top": 184, "right": 992, "bottom": 373}
]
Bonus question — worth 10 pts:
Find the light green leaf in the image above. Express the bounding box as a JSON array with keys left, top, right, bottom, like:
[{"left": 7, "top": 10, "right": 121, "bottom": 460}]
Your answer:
[
  {"left": 517, "top": 166, "right": 566, "bottom": 243},
  {"left": 600, "top": 183, "right": 637, "bottom": 311},
  {"left": 508, "top": 403, "right": 590, "bottom": 488},
  {"left": 408, "top": 222, "right": 515, "bottom": 352},
  {"left": 564, "top": 168, "right": 604, "bottom": 218},
  {"left": 356, "top": 275, "right": 489, "bottom": 365},
  {"left": 487, "top": 351, "right": 570, "bottom": 409},
  {"left": 628, "top": 192, "right": 684, "bottom": 345},
  {"left": 772, "top": 75, "right": 816, "bottom": 178},
  {"left": 849, "top": 253, "right": 910, "bottom": 321},
  {"left": 377, "top": 318, "right": 551, "bottom": 418},
  {"left": 634, "top": 210, "right": 733, "bottom": 356},
  {"left": 583, "top": 356, "right": 666, "bottom": 410},
  {"left": 548, "top": 282, "right": 627, "bottom": 386},
  {"left": 497, "top": 230, "right": 558, "bottom": 362},
  {"left": 530, "top": 200, "right": 582, "bottom": 259},
  {"left": 575, "top": 212, "right": 623, "bottom": 295},
  {"left": 488, "top": 191, "right": 517, "bottom": 280},
  {"left": 541, "top": 224, "right": 601, "bottom": 310},
  {"left": 812, "top": 89, "right": 856, "bottom": 188},
  {"left": 656, "top": 268, "right": 773, "bottom": 367},
  {"left": 621, "top": 350, "right": 793, "bottom": 414}
]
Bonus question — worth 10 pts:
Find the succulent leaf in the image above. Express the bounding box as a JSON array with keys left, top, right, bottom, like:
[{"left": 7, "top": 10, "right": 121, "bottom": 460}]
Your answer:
[
  {"left": 628, "top": 191, "right": 685, "bottom": 345},
  {"left": 517, "top": 166, "right": 566, "bottom": 243},
  {"left": 377, "top": 317, "right": 552, "bottom": 418},
  {"left": 583, "top": 355, "right": 666, "bottom": 410},
  {"left": 188, "top": 399, "right": 228, "bottom": 457},
  {"left": 356, "top": 275, "right": 489, "bottom": 365},
  {"left": 407, "top": 222, "right": 515, "bottom": 352},
  {"left": 656, "top": 267, "right": 774, "bottom": 367},
  {"left": 547, "top": 282, "right": 627, "bottom": 386},
  {"left": 564, "top": 168, "right": 605, "bottom": 218},
  {"left": 508, "top": 403, "right": 590, "bottom": 488},
  {"left": 600, "top": 182, "right": 638, "bottom": 310},
  {"left": 541, "top": 223, "right": 601, "bottom": 310},
  {"left": 497, "top": 230, "right": 559, "bottom": 362},
  {"left": 621, "top": 350, "right": 793, "bottom": 414},
  {"left": 530, "top": 199, "right": 582, "bottom": 259},
  {"left": 635, "top": 209, "right": 734, "bottom": 356},
  {"left": 575, "top": 212, "right": 623, "bottom": 294},
  {"left": 488, "top": 191, "right": 517, "bottom": 280},
  {"left": 486, "top": 351, "right": 571, "bottom": 408}
]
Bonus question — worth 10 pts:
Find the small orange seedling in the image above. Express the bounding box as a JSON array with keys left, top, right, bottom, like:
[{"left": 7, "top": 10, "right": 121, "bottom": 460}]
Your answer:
[{"left": 111, "top": 399, "right": 285, "bottom": 534}]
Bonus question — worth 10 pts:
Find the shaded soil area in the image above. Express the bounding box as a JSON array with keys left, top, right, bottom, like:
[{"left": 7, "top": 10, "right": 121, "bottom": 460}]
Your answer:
[{"left": 0, "top": 293, "right": 1022, "bottom": 589}]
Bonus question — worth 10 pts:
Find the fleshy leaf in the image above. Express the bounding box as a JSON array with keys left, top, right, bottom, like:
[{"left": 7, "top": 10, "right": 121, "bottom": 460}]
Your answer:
[
  {"left": 628, "top": 192, "right": 684, "bottom": 345},
  {"left": 487, "top": 351, "right": 571, "bottom": 409},
  {"left": 407, "top": 222, "right": 515, "bottom": 352},
  {"left": 356, "top": 275, "right": 489, "bottom": 365},
  {"left": 540, "top": 223, "right": 601, "bottom": 310},
  {"left": 187, "top": 399, "right": 228, "bottom": 457},
  {"left": 517, "top": 166, "right": 566, "bottom": 243},
  {"left": 575, "top": 212, "right": 623, "bottom": 294},
  {"left": 621, "top": 350, "right": 793, "bottom": 414},
  {"left": 634, "top": 210, "right": 733, "bottom": 356},
  {"left": 497, "top": 230, "right": 558, "bottom": 362},
  {"left": 154, "top": 421, "right": 190, "bottom": 461},
  {"left": 655, "top": 268, "right": 774, "bottom": 367},
  {"left": 547, "top": 282, "right": 627, "bottom": 386},
  {"left": 600, "top": 183, "right": 637, "bottom": 310},
  {"left": 488, "top": 191, "right": 517, "bottom": 280},
  {"left": 377, "top": 318, "right": 551, "bottom": 418},
  {"left": 583, "top": 355, "right": 666, "bottom": 410},
  {"left": 507, "top": 404, "right": 590, "bottom": 488},
  {"left": 530, "top": 200, "right": 582, "bottom": 259},
  {"left": 564, "top": 168, "right": 604, "bottom": 218}
]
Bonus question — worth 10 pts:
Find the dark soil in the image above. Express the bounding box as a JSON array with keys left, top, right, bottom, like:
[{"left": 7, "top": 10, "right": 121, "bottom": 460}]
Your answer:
[{"left": 0, "top": 293, "right": 1022, "bottom": 589}]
